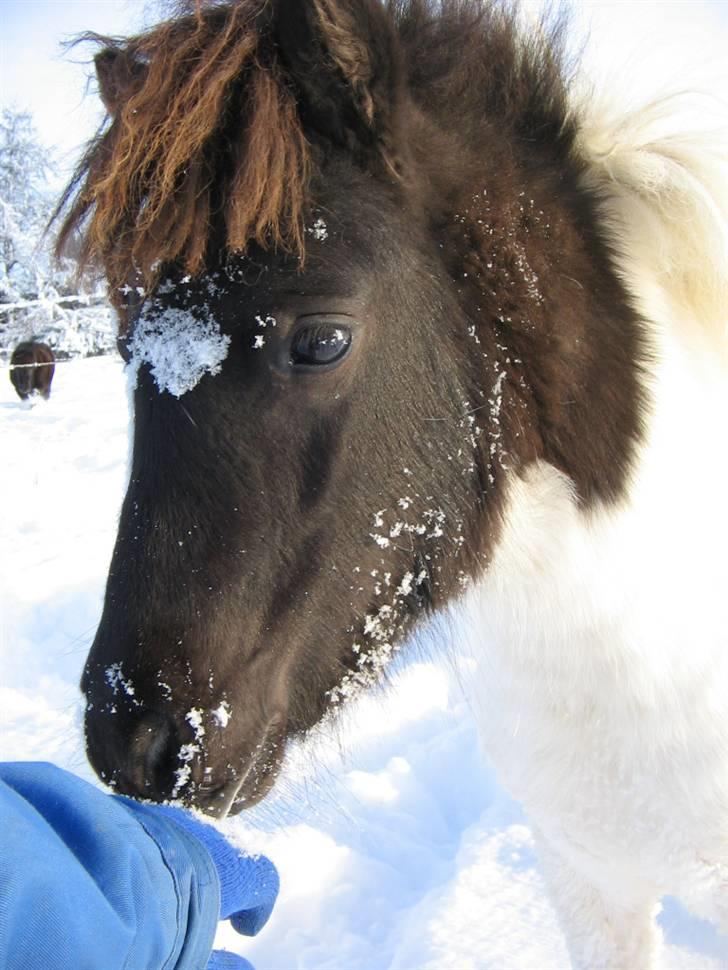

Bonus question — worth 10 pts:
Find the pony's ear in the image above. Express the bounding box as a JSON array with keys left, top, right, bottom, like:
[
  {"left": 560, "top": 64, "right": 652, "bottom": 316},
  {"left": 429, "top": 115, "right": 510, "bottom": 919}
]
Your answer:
[
  {"left": 95, "top": 47, "right": 146, "bottom": 117},
  {"left": 272, "top": 0, "right": 403, "bottom": 173}
]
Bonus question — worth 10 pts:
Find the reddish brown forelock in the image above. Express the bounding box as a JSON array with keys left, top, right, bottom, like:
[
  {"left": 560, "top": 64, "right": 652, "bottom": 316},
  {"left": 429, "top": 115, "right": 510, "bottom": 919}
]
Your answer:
[
  {"left": 54, "top": 1, "right": 312, "bottom": 303},
  {"left": 226, "top": 63, "right": 311, "bottom": 254}
]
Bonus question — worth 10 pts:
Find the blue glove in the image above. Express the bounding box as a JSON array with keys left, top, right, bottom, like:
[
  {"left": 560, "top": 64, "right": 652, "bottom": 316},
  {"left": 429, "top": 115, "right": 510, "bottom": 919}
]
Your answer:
[
  {"left": 206, "top": 952, "right": 255, "bottom": 970},
  {"left": 0, "top": 762, "right": 275, "bottom": 970},
  {"left": 134, "top": 802, "right": 279, "bottom": 970}
]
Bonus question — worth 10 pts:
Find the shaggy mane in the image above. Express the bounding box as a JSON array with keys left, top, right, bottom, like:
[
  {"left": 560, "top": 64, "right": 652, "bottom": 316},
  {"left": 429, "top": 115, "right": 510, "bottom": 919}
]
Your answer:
[
  {"left": 54, "top": 0, "right": 576, "bottom": 308},
  {"left": 54, "top": 0, "right": 311, "bottom": 302}
]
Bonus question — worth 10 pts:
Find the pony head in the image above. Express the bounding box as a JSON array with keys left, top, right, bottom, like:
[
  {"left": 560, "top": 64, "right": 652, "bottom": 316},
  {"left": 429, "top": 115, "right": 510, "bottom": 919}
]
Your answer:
[{"left": 59, "top": 0, "right": 644, "bottom": 814}]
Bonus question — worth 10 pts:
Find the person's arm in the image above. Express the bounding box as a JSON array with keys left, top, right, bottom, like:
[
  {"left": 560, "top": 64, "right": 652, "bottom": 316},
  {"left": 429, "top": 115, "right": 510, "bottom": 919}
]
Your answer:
[{"left": 0, "top": 762, "right": 277, "bottom": 970}]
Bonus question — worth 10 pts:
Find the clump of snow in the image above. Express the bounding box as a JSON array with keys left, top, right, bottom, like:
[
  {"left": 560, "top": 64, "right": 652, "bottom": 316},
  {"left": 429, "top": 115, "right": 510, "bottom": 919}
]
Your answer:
[
  {"left": 172, "top": 742, "right": 200, "bottom": 798},
  {"left": 104, "top": 662, "right": 140, "bottom": 707},
  {"left": 158, "top": 679, "right": 173, "bottom": 701},
  {"left": 185, "top": 707, "right": 206, "bottom": 742},
  {"left": 307, "top": 217, "right": 328, "bottom": 241},
  {"left": 129, "top": 307, "right": 231, "bottom": 398},
  {"left": 213, "top": 701, "right": 232, "bottom": 728}
]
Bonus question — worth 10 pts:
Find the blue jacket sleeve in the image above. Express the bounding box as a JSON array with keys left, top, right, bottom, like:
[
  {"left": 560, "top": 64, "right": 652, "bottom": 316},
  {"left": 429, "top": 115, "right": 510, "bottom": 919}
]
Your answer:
[{"left": 0, "top": 762, "right": 221, "bottom": 970}]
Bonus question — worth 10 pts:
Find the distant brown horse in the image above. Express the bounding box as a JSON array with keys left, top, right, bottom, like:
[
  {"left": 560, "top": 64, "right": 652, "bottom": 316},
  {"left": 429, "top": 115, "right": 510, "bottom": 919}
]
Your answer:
[{"left": 9, "top": 341, "right": 55, "bottom": 400}]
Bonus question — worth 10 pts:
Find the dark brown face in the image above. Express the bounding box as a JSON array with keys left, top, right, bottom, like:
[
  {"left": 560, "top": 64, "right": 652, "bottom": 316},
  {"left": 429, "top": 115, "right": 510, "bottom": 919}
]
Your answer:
[
  {"left": 76, "top": 0, "right": 647, "bottom": 818},
  {"left": 81, "top": 168, "right": 492, "bottom": 815}
]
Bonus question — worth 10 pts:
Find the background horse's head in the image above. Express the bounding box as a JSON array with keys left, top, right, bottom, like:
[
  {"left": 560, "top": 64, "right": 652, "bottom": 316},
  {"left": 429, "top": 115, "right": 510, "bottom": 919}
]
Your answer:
[
  {"left": 10, "top": 341, "right": 55, "bottom": 400},
  {"left": 59, "top": 0, "right": 643, "bottom": 814}
]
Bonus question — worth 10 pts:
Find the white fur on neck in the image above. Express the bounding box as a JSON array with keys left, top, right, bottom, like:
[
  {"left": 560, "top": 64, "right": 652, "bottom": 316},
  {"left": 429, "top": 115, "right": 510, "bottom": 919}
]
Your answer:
[
  {"left": 458, "top": 286, "right": 728, "bottom": 949},
  {"left": 452, "top": 35, "right": 728, "bottom": 957}
]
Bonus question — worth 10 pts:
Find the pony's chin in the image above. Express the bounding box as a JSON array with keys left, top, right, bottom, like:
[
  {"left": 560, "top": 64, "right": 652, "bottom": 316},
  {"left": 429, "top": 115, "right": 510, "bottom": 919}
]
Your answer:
[
  {"left": 229, "top": 767, "right": 280, "bottom": 814},
  {"left": 192, "top": 756, "right": 282, "bottom": 818}
]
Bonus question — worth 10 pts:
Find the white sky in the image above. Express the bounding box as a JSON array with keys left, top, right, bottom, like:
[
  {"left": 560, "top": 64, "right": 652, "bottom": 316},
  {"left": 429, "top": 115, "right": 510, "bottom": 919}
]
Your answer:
[
  {"left": 1, "top": 1, "right": 154, "bottom": 180},
  {"left": 2, "top": 0, "right": 728, "bottom": 184}
]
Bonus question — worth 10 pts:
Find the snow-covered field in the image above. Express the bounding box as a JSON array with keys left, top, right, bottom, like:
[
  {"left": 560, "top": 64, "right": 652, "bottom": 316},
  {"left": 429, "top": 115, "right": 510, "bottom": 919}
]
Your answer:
[{"left": 1, "top": 355, "right": 726, "bottom": 969}]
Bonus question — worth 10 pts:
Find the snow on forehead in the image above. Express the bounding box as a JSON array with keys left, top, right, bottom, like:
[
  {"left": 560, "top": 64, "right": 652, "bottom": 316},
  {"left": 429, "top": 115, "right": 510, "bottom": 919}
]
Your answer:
[{"left": 129, "top": 306, "right": 230, "bottom": 398}]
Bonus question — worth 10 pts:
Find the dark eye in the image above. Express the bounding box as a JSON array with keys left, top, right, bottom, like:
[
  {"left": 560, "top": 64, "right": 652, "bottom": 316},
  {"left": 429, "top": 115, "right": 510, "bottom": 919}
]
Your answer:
[{"left": 290, "top": 322, "right": 352, "bottom": 368}]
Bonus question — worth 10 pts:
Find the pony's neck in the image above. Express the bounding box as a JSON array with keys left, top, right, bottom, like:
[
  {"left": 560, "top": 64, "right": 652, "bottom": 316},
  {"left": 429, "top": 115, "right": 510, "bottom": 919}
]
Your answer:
[{"left": 466, "top": 295, "right": 728, "bottom": 679}]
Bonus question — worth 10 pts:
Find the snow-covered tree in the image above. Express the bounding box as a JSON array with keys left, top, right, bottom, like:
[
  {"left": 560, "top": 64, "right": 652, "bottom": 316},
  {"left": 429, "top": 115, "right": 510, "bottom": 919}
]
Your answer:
[
  {"left": 0, "top": 108, "right": 55, "bottom": 301},
  {"left": 0, "top": 108, "right": 115, "bottom": 360}
]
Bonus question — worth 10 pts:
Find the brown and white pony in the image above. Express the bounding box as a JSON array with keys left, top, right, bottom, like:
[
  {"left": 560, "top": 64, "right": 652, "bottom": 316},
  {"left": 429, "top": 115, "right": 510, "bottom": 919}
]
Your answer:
[{"left": 55, "top": 2, "right": 727, "bottom": 965}]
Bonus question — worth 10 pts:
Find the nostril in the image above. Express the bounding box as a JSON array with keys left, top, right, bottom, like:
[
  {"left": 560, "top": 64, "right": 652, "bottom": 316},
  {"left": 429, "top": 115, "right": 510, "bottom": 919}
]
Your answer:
[{"left": 127, "top": 712, "right": 180, "bottom": 798}]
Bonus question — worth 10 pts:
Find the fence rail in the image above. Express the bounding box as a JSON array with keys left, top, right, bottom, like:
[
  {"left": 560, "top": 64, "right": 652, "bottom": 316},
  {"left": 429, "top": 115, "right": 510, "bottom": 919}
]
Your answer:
[{"left": 0, "top": 294, "right": 108, "bottom": 315}]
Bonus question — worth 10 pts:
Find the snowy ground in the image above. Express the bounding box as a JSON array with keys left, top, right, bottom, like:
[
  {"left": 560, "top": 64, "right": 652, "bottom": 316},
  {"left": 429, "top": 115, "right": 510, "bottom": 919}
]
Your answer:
[{"left": 1, "top": 355, "right": 726, "bottom": 970}]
